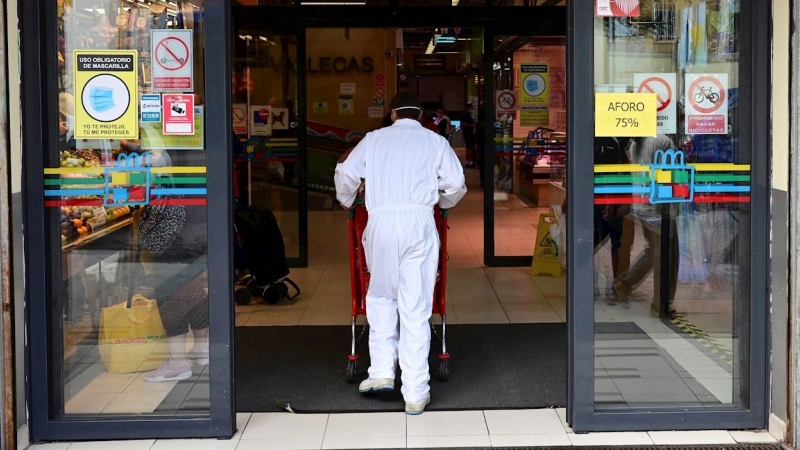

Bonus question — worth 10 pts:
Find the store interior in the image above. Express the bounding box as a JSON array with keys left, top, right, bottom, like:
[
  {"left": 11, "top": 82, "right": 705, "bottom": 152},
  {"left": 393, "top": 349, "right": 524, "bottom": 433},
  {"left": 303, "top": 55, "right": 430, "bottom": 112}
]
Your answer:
[{"left": 55, "top": 0, "right": 744, "bottom": 419}]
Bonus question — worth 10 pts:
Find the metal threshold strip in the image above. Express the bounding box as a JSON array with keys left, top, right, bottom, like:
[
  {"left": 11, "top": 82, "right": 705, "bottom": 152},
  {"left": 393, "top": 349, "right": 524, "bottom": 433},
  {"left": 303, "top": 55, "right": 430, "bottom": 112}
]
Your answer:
[{"left": 410, "top": 445, "right": 785, "bottom": 450}]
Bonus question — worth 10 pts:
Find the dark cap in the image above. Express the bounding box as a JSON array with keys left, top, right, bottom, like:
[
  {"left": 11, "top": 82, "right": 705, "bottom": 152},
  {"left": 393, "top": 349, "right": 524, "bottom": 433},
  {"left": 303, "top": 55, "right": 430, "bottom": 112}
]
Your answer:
[{"left": 390, "top": 91, "right": 421, "bottom": 111}]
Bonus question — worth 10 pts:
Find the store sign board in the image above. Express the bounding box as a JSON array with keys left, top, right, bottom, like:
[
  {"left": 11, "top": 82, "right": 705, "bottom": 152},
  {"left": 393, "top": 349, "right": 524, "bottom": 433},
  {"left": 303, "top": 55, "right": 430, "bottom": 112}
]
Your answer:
[
  {"left": 520, "top": 64, "right": 549, "bottom": 127},
  {"left": 142, "top": 106, "right": 204, "bottom": 150},
  {"left": 595, "top": 93, "right": 657, "bottom": 137},
  {"left": 162, "top": 94, "right": 195, "bottom": 135},
  {"left": 232, "top": 103, "right": 248, "bottom": 135},
  {"left": 369, "top": 106, "right": 384, "bottom": 119},
  {"left": 596, "top": 0, "right": 641, "bottom": 17},
  {"left": 685, "top": 74, "right": 728, "bottom": 135},
  {"left": 74, "top": 50, "right": 139, "bottom": 139},
  {"left": 313, "top": 102, "right": 329, "bottom": 113},
  {"left": 413, "top": 54, "right": 446, "bottom": 71},
  {"left": 339, "top": 95, "right": 354, "bottom": 115},
  {"left": 633, "top": 73, "right": 676, "bottom": 135},
  {"left": 140, "top": 94, "right": 162, "bottom": 123},
  {"left": 151, "top": 30, "right": 194, "bottom": 92},
  {"left": 250, "top": 105, "right": 273, "bottom": 136}
]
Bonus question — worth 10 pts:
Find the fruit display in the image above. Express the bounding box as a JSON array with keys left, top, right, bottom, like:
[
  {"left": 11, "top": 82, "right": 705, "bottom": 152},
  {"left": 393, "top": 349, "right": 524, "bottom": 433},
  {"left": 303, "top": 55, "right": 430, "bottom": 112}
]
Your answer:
[
  {"left": 60, "top": 149, "right": 101, "bottom": 168},
  {"left": 59, "top": 205, "right": 133, "bottom": 247}
]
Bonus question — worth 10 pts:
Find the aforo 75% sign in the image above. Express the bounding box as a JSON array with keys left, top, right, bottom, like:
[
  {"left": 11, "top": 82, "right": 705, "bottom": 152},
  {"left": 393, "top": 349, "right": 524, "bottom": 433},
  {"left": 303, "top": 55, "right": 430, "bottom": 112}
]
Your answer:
[{"left": 594, "top": 93, "right": 657, "bottom": 137}]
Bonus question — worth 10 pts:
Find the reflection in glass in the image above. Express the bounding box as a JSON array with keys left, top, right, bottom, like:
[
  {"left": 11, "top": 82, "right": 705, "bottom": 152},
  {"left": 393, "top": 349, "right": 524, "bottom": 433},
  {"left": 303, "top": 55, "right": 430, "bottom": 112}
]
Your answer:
[
  {"left": 592, "top": 0, "right": 748, "bottom": 410},
  {"left": 491, "top": 37, "right": 566, "bottom": 258},
  {"left": 56, "top": 0, "right": 210, "bottom": 416}
]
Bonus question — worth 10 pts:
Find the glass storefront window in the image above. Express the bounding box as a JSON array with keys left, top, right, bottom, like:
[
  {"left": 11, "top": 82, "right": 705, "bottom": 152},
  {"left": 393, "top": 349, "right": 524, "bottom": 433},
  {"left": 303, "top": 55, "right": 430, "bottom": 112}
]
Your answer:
[
  {"left": 592, "top": 0, "right": 749, "bottom": 410},
  {"left": 55, "top": 0, "right": 210, "bottom": 416}
]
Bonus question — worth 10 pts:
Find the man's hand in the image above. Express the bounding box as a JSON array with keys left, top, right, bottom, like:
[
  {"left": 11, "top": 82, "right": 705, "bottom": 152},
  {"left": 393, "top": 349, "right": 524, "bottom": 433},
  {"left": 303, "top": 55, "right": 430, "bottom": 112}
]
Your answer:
[{"left": 59, "top": 122, "right": 69, "bottom": 136}]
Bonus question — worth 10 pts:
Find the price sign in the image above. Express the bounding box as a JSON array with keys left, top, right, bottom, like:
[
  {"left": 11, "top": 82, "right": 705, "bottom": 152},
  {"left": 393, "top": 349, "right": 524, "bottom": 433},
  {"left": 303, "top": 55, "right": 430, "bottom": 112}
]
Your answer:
[{"left": 594, "top": 93, "right": 657, "bottom": 137}]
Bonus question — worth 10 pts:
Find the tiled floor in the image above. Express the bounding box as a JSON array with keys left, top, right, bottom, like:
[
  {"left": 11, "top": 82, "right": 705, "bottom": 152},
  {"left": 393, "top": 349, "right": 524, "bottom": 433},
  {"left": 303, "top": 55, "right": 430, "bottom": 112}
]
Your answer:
[{"left": 30, "top": 408, "right": 778, "bottom": 449}]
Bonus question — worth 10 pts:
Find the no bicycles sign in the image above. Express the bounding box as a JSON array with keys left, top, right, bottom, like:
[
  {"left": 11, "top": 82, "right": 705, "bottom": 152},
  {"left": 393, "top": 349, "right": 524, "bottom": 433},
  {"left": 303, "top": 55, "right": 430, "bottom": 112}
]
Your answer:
[
  {"left": 685, "top": 74, "right": 728, "bottom": 135},
  {"left": 151, "top": 30, "right": 194, "bottom": 92}
]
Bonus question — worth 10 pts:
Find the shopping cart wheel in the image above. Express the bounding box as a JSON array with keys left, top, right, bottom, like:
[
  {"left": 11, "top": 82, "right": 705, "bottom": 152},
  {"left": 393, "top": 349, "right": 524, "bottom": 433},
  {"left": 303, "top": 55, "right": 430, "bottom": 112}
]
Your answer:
[
  {"left": 234, "top": 287, "right": 252, "bottom": 305},
  {"left": 346, "top": 359, "right": 358, "bottom": 383},
  {"left": 436, "top": 358, "right": 449, "bottom": 382}
]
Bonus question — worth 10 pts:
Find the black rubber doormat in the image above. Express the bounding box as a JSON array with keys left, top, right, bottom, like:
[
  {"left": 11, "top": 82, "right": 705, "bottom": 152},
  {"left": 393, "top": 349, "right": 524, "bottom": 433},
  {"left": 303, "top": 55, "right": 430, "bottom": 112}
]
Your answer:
[{"left": 234, "top": 324, "right": 568, "bottom": 413}]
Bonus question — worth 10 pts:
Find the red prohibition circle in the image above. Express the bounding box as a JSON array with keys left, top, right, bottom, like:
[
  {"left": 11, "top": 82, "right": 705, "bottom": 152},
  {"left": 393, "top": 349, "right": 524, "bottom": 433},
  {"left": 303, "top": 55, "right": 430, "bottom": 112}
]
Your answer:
[
  {"left": 155, "top": 37, "right": 190, "bottom": 71},
  {"left": 232, "top": 107, "right": 245, "bottom": 123},
  {"left": 497, "top": 92, "right": 516, "bottom": 110},
  {"left": 689, "top": 75, "right": 726, "bottom": 114},
  {"left": 637, "top": 77, "right": 672, "bottom": 112}
]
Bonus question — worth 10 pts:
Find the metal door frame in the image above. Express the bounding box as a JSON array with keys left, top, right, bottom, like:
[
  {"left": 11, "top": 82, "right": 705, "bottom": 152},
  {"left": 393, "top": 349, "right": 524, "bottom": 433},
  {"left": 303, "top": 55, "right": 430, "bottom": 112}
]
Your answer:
[
  {"left": 566, "top": 0, "right": 771, "bottom": 432},
  {"left": 20, "top": 0, "right": 236, "bottom": 441}
]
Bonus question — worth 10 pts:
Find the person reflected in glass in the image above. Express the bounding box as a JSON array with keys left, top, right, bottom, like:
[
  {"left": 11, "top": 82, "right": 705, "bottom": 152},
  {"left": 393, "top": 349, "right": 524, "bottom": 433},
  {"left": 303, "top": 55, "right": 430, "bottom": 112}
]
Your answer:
[
  {"left": 613, "top": 134, "right": 680, "bottom": 313},
  {"left": 460, "top": 103, "right": 476, "bottom": 168},
  {"left": 594, "top": 136, "right": 634, "bottom": 306},
  {"left": 141, "top": 150, "right": 210, "bottom": 383}
]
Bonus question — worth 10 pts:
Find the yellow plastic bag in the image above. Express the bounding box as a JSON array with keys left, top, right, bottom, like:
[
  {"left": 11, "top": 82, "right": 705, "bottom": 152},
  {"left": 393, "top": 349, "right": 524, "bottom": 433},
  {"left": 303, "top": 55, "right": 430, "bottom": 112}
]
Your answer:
[{"left": 99, "top": 294, "right": 167, "bottom": 374}]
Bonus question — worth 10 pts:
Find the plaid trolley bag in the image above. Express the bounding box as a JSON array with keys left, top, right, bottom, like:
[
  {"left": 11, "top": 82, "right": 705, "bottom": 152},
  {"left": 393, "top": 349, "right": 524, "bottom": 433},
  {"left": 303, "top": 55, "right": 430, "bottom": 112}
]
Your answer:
[{"left": 234, "top": 203, "right": 300, "bottom": 305}]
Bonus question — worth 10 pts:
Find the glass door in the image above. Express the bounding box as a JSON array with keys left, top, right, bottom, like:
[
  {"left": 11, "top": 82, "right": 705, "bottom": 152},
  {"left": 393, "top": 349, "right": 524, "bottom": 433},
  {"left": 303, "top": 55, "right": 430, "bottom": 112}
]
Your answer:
[
  {"left": 231, "top": 18, "right": 307, "bottom": 267},
  {"left": 568, "top": 0, "right": 770, "bottom": 432},
  {"left": 23, "top": 0, "right": 235, "bottom": 440},
  {"left": 483, "top": 21, "right": 567, "bottom": 267}
]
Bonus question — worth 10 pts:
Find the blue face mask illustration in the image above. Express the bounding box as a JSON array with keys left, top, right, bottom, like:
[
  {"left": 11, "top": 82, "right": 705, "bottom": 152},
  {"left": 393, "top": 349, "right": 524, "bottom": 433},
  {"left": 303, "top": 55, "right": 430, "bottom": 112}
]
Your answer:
[
  {"left": 89, "top": 87, "right": 115, "bottom": 112},
  {"left": 525, "top": 78, "right": 539, "bottom": 92}
]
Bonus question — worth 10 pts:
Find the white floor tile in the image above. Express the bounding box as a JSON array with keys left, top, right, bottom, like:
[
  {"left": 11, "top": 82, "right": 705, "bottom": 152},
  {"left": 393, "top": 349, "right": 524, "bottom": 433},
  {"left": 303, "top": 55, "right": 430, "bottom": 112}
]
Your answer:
[
  {"left": 407, "top": 411, "right": 488, "bottom": 437},
  {"left": 489, "top": 434, "right": 572, "bottom": 447},
  {"left": 323, "top": 412, "right": 405, "bottom": 439},
  {"left": 730, "top": 430, "right": 779, "bottom": 443},
  {"left": 67, "top": 440, "right": 156, "bottom": 450},
  {"left": 321, "top": 436, "right": 405, "bottom": 449},
  {"left": 407, "top": 435, "right": 491, "bottom": 448},
  {"left": 554, "top": 408, "right": 573, "bottom": 433},
  {"left": 649, "top": 430, "right": 736, "bottom": 445},
  {"left": 568, "top": 432, "right": 654, "bottom": 446},
  {"left": 241, "top": 413, "right": 328, "bottom": 442},
  {"left": 233, "top": 413, "right": 253, "bottom": 440},
  {"left": 235, "top": 437, "right": 324, "bottom": 450},
  {"left": 484, "top": 409, "right": 566, "bottom": 435},
  {"left": 151, "top": 439, "right": 239, "bottom": 450}
]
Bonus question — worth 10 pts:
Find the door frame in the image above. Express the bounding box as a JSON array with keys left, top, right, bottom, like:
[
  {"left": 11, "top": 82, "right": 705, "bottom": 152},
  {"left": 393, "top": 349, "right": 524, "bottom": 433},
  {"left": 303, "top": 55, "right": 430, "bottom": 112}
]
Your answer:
[
  {"left": 566, "top": 0, "right": 772, "bottom": 432},
  {"left": 234, "top": 5, "right": 567, "bottom": 269},
  {"left": 20, "top": 0, "right": 236, "bottom": 441}
]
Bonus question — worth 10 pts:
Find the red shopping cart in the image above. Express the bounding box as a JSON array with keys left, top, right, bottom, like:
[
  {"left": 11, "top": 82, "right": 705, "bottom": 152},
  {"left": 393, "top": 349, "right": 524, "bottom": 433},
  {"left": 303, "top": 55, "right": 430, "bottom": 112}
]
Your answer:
[{"left": 346, "top": 198, "right": 450, "bottom": 383}]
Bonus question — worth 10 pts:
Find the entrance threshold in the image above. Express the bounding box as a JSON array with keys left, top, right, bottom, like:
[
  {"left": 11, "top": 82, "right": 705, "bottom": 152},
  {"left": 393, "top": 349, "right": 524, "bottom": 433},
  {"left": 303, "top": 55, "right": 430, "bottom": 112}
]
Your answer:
[{"left": 29, "top": 410, "right": 781, "bottom": 449}]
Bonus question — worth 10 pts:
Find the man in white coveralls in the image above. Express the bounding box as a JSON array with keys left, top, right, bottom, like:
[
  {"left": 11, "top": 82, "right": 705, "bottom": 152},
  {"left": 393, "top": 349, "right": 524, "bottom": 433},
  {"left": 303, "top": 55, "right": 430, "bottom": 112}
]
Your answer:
[{"left": 334, "top": 92, "right": 467, "bottom": 415}]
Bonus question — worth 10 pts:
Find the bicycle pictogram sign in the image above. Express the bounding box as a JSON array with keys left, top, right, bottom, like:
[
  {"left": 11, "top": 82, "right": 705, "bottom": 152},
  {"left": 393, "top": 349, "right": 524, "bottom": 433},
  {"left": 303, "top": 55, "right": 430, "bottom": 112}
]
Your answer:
[{"left": 688, "top": 75, "right": 726, "bottom": 114}]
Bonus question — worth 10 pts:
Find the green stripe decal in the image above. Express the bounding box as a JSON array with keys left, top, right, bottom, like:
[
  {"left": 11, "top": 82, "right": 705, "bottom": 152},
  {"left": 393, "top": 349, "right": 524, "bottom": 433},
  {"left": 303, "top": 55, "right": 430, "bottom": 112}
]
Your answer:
[
  {"left": 695, "top": 174, "right": 750, "bottom": 182},
  {"left": 594, "top": 175, "right": 650, "bottom": 184}
]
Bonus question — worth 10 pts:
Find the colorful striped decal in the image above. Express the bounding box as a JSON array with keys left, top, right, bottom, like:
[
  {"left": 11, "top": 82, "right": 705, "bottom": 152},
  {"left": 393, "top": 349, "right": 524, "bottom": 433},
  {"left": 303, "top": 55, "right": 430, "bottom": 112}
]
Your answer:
[
  {"left": 593, "top": 160, "right": 751, "bottom": 205},
  {"left": 245, "top": 138, "right": 299, "bottom": 163},
  {"left": 44, "top": 161, "right": 208, "bottom": 207}
]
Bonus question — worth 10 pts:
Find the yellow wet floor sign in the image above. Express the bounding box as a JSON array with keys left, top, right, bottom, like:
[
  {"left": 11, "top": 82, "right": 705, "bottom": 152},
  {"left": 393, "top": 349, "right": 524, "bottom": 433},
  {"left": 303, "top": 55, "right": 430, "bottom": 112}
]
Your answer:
[{"left": 531, "top": 213, "right": 564, "bottom": 277}]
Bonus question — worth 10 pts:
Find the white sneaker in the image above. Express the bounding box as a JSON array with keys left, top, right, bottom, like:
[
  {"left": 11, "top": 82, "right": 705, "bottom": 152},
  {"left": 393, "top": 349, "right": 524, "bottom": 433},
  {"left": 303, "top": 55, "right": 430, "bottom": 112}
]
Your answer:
[
  {"left": 144, "top": 360, "right": 193, "bottom": 383},
  {"left": 187, "top": 347, "right": 209, "bottom": 366},
  {"left": 358, "top": 378, "right": 394, "bottom": 393},
  {"left": 405, "top": 396, "right": 431, "bottom": 415}
]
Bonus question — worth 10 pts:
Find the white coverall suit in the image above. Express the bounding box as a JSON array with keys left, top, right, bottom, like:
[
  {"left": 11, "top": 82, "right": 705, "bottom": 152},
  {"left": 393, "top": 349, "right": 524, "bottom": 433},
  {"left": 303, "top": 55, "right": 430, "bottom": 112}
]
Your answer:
[{"left": 334, "top": 118, "right": 467, "bottom": 403}]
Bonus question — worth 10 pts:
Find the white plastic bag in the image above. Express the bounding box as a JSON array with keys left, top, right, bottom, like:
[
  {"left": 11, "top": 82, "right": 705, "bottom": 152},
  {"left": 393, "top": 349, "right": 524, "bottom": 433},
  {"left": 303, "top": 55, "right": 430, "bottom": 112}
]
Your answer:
[{"left": 550, "top": 205, "right": 567, "bottom": 270}]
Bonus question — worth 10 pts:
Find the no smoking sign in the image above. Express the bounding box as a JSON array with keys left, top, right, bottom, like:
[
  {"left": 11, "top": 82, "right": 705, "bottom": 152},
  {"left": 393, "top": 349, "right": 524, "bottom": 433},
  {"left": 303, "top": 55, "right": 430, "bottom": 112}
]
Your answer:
[{"left": 151, "top": 29, "right": 194, "bottom": 92}]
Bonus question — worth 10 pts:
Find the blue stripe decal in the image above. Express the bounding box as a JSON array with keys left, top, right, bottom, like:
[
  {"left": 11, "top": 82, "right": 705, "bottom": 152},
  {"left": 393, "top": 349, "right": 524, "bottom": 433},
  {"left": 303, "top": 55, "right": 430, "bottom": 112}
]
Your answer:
[
  {"left": 694, "top": 185, "right": 751, "bottom": 193},
  {"left": 45, "top": 189, "right": 106, "bottom": 197},
  {"left": 151, "top": 188, "right": 208, "bottom": 196},
  {"left": 594, "top": 186, "right": 650, "bottom": 194}
]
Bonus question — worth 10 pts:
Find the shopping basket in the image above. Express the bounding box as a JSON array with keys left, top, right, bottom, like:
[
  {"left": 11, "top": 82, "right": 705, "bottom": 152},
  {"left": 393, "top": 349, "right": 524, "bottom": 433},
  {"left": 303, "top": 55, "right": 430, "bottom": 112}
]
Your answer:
[{"left": 346, "top": 197, "right": 450, "bottom": 383}]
